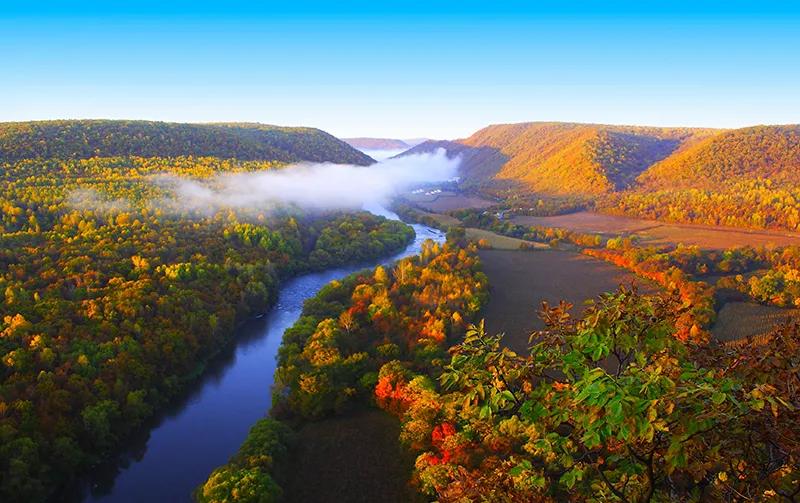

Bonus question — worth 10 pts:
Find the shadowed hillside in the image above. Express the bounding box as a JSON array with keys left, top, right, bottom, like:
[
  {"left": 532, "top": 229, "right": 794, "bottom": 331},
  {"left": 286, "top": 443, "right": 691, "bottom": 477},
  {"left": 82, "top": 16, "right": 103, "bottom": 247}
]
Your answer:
[
  {"left": 0, "top": 120, "right": 375, "bottom": 165},
  {"left": 398, "top": 139, "right": 509, "bottom": 187},
  {"left": 601, "top": 125, "right": 800, "bottom": 230},
  {"left": 636, "top": 125, "right": 800, "bottom": 188}
]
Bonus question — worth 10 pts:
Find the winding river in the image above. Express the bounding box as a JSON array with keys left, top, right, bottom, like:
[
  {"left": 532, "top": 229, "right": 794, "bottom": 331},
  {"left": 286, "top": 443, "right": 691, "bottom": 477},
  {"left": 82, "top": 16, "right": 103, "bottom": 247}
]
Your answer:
[{"left": 69, "top": 208, "right": 443, "bottom": 503}]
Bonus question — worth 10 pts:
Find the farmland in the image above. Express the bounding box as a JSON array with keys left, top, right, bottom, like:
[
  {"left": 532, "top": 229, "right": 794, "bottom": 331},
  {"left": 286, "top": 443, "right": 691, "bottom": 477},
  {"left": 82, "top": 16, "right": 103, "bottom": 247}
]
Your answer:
[
  {"left": 511, "top": 211, "right": 800, "bottom": 249},
  {"left": 477, "top": 249, "right": 656, "bottom": 351},
  {"left": 712, "top": 301, "right": 800, "bottom": 342},
  {"left": 466, "top": 228, "right": 548, "bottom": 250},
  {"left": 282, "top": 410, "right": 417, "bottom": 503}
]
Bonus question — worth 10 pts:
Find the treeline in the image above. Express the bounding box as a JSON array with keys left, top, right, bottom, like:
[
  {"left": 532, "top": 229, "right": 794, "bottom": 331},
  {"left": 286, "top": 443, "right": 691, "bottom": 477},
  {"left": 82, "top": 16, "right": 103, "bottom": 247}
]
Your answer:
[
  {"left": 716, "top": 246, "right": 800, "bottom": 308},
  {"left": 378, "top": 289, "right": 799, "bottom": 501},
  {"left": 0, "top": 120, "right": 373, "bottom": 165},
  {"left": 199, "top": 240, "right": 489, "bottom": 500},
  {"left": 0, "top": 153, "right": 412, "bottom": 501},
  {"left": 451, "top": 208, "right": 605, "bottom": 249},
  {"left": 600, "top": 179, "right": 800, "bottom": 231}
]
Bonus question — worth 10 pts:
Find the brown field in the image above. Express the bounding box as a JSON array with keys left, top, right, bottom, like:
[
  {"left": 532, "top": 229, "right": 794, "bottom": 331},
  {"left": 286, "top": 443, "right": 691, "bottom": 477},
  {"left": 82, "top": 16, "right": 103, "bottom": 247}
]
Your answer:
[
  {"left": 511, "top": 211, "right": 800, "bottom": 250},
  {"left": 712, "top": 302, "right": 800, "bottom": 342},
  {"left": 283, "top": 409, "right": 418, "bottom": 503},
  {"left": 405, "top": 191, "right": 495, "bottom": 212},
  {"left": 466, "top": 227, "right": 548, "bottom": 250},
  {"left": 408, "top": 208, "right": 461, "bottom": 227},
  {"left": 478, "top": 249, "right": 657, "bottom": 352}
]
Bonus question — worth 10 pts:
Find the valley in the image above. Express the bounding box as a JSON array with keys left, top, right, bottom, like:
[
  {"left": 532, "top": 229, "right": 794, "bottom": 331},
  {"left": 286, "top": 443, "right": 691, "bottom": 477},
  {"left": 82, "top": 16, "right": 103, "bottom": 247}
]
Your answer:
[
  {"left": 1, "top": 119, "right": 798, "bottom": 503},
  {"left": 5, "top": 4, "right": 800, "bottom": 502}
]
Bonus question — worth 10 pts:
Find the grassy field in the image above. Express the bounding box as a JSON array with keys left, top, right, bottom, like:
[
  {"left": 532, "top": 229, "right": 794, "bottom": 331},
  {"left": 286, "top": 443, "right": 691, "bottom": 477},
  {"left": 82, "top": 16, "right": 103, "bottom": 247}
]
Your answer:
[
  {"left": 712, "top": 302, "right": 800, "bottom": 342},
  {"left": 466, "top": 227, "right": 549, "bottom": 250},
  {"left": 407, "top": 207, "right": 462, "bottom": 227},
  {"left": 478, "top": 249, "right": 657, "bottom": 352},
  {"left": 283, "top": 409, "right": 418, "bottom": 503},
  {"left": 511, "top": 211, "right": 800, "bottom": 250}
]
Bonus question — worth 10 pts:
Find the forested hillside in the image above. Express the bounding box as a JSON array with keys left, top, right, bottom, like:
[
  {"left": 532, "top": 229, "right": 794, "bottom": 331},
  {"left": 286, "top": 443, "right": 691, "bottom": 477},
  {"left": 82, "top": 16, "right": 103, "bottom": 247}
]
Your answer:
[
  {"left": 403, "top": 122, "right": 716, "bottom": 195},
  {"left": 636, "top": 125, "right": 800, "bottom": 188},
  {"left": 601, "top": 125, "right": 800, "bottom": 229},
  {"left": 0, "top": 131, "right": 406, "bottom": 501},
  {"left": 0, "top": 120, "right": 374, "bottom": 165},
  {"left": 407, "top": 122, "right": 800, "bottom": 231}
]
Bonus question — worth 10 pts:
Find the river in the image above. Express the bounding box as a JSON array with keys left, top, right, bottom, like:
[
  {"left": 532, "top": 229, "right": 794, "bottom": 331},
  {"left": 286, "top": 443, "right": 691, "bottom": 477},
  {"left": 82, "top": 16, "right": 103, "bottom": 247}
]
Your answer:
[{"left": 65, "top": 208, "right": 443, "bottom": 503}]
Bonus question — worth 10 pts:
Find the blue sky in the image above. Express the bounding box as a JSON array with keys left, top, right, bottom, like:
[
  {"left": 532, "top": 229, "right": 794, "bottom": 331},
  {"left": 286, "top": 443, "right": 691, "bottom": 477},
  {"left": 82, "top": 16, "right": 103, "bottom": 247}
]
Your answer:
[{"left": 2, "top": 1, "right": 799, "bottom": 138}]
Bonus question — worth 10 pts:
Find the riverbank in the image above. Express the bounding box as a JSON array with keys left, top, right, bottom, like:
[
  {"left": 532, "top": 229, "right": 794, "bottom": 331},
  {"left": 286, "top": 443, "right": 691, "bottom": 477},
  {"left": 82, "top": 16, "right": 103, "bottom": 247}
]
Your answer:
[
  {"left": 199, "top": 233, "right": 484, "bottom": 502},
  {"left": 66, "top": 214, "right": 431, "bottom": 503}
]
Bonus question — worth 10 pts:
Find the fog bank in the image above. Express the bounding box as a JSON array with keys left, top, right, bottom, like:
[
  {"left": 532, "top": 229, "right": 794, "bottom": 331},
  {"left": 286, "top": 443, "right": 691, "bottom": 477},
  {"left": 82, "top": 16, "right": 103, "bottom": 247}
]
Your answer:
[{"left": 160, "top": 148, "right": 458, "bottom": 212}]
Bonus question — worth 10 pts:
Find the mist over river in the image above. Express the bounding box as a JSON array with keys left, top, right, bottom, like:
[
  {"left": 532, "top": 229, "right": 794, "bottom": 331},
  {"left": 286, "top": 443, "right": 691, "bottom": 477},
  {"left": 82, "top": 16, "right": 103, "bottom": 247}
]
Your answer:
[{"left": 68, "top": 209, "right": 443, "bottom": 503}]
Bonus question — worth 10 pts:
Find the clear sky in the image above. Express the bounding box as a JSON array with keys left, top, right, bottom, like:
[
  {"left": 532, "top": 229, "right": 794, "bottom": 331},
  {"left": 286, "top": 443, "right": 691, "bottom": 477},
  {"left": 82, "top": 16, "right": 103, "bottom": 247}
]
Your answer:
[{"left": 2, "top": 1, "right": 799, "bottom": 139}]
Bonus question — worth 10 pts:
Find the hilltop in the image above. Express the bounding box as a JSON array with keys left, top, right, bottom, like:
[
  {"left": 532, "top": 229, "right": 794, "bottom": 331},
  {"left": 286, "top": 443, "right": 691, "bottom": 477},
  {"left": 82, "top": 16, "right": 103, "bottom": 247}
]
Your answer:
[
  {"left": 0, "top": 120, "right": 374, "bottom": 165},
  {"left": 404, "top": 122, "right": 719, "bottom": 195}
]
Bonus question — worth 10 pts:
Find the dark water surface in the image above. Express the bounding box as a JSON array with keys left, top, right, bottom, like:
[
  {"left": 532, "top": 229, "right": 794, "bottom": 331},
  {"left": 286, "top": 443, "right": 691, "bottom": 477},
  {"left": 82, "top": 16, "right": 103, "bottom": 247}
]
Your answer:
[{"left": 71, "top": 210, "right": 443, "bottom": 502}]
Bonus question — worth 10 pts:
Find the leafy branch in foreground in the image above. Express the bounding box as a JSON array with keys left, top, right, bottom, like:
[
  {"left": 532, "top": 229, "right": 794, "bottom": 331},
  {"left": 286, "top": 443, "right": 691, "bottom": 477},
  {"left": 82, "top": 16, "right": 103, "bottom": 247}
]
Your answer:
[{"left": 378, "top": 287, "right": 798, "bottom": 502}]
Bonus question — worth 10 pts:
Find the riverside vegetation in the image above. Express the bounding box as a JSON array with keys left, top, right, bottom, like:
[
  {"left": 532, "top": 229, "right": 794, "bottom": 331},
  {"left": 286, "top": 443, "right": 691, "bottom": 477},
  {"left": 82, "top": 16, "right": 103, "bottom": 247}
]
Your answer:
[{"left": 0, "top": 121, "right": 418, "bottom": 501}]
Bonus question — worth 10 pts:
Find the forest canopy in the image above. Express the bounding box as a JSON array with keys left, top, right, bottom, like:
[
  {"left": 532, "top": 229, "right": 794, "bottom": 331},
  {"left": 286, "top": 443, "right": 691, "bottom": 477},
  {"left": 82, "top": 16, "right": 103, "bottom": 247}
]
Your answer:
[
  {"left": 0, "top": 137, "right": 405, "bottom": 501},
  {"left": 0, "top": 120, "right": 374, "bottom": 165}
]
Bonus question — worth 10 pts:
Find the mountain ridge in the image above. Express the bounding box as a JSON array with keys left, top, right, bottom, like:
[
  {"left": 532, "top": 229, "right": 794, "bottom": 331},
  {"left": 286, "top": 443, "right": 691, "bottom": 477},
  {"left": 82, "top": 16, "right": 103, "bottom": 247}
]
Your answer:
[
  {"left": 0, "top": 119, "right": 374, "bottom": 165},
  {"left": 401, "top": 121, "right": 800, "bottom": 196}
]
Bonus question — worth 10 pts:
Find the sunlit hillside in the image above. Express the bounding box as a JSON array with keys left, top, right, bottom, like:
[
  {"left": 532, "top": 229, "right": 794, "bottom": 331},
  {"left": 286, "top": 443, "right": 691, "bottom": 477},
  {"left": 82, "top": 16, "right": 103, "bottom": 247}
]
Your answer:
[
  {"left": 0, "top": 120, "right": 374, "bottom": 165},
  {"left": 405, "top": 122, "right": 718, "bottom": 195}
]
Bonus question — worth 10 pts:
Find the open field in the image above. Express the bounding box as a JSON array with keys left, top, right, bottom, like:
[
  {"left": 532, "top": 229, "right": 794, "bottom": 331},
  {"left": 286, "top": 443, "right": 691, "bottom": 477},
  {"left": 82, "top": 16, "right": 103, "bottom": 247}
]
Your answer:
[
  {"left": 284, "top": 409, "right": 417, "bottom": 503},
  {"left": 478, "top": 249, "right": 657, "bottom": 352},
  {"left": 404, "top": 191, "right": 496, "bottom": 212},
  {"left": 466, "top": 227, "right": 549, "bottom": 250},
  {"left": 511, "top": 211, "right": 800, "bottom": 250},
  {"left": 712, "top": 302, "right": 800, "bottom": 342},
  {"left": 407, "top": 207, "right": 462, "bottom": 227}
]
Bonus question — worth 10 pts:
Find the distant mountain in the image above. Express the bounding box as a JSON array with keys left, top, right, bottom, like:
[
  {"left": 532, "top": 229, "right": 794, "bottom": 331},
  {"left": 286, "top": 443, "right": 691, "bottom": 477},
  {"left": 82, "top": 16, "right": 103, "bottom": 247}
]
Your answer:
[
  {"left": 402, "top": 138, "right": 429, "bottom": 148},
  {"left": 0, "top": 120, "right": 374, "bottom": 165},
  {"left": 343, "top": 137, "right": 411, "bottom": 150},
  {"left": 404, "top": 122, "right": 718, "bottom": 195}
]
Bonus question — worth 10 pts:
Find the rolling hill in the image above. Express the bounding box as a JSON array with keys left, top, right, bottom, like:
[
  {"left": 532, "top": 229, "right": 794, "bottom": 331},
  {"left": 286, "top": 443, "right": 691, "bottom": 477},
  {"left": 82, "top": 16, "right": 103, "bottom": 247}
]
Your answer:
[
  {"left": 402, "top": 122, "right": 718, "bottom": 195},
  {"left": 0, "top": 120, "right": 374, "bottom": 165},
  {"left": 635, "top": 125, "right": 800, "bottom": 189},
  {"left": 601, "top": 125, "right": 800, "bottom": 230},
  {"left": 402, "top": 121, "right": 800, "bottom": 231}
]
